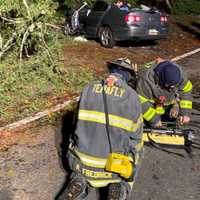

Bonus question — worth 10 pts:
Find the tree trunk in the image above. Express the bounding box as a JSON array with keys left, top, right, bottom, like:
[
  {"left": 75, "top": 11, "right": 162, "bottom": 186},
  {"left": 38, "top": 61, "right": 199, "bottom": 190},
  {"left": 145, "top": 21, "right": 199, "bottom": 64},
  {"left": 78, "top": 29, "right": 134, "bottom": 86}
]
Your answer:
[{"left": 165, "top": 0, "right": 172, "bottom": 9}]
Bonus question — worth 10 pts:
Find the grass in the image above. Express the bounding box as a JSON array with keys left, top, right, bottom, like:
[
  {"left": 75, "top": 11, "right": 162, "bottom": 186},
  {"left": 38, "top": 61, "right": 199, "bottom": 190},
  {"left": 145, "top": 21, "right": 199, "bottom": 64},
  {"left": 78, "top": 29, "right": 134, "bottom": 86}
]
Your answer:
[
  {"left": 174, "top": 15, "right": 200, "bottom": 26},
  {"left": 0, "top": 34, "right": 96, "bottom": 126}
]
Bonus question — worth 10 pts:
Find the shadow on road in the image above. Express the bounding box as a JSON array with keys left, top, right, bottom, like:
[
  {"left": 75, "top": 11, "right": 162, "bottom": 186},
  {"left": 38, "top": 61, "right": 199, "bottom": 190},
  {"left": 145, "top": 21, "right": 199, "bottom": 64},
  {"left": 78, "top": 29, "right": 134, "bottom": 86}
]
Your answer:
[
  {"left": 192, "top": 22, "right": 200, "bottom": 29},
  {"left": 54, "top": 107, "right": 78, "bottom": 200},
  {"left": 116, "top": 40, "right": 158, "bottom": 48},
  {"left": 92, "top": 38, "right": 159, "bottom": 49}
]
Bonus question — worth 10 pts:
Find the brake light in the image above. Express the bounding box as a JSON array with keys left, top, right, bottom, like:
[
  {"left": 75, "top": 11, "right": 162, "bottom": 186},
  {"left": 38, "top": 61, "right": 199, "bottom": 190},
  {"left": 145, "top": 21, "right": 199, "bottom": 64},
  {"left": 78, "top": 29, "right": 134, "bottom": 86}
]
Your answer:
[
  {"left": 125, "top": 14, "right": 141, "bottom": 24},
  {"left": 160, "top": 16, "right": 167, "bottom": 22}
]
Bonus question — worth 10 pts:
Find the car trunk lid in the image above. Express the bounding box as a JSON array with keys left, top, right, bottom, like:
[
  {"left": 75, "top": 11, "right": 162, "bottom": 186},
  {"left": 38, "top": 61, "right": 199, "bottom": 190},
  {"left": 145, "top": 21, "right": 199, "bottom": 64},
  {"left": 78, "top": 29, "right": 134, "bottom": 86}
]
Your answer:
[{"left": 125, "top": 9, "right": 166, "bottom": 27}]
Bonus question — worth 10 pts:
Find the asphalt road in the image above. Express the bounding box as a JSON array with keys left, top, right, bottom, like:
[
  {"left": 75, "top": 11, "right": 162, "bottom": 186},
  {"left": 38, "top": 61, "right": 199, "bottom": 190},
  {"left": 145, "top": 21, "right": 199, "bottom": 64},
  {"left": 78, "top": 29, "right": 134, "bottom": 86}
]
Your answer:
[{"left": 0, "top": 53, "right": 200, "bottom": 200}]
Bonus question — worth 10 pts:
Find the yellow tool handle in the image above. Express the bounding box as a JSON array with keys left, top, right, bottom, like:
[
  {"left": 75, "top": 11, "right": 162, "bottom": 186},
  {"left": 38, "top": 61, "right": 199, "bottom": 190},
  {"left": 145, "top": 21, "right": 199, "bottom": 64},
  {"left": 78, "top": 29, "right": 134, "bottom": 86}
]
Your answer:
[{"left": 142, "top": 132, "right": 185, "bottom": 145}]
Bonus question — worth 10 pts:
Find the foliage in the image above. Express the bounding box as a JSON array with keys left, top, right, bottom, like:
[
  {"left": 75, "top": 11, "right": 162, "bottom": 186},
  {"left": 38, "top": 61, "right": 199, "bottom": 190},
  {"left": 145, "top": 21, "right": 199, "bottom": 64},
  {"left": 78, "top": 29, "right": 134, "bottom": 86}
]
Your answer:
[
  {"left": 0, "top": 0, "right": 97, "bottom": 125},
  {"left": 171, "top": 0, "right": 200, "bottom": 15},
  {"left": 0, "top": 0, "right": 58, "bottom": 19},
  {"left": 0, "top": 36, "right": 95, "bottom": 124},
  {"left": 0, "top": 0, "right": 61, "bottom": 61},
  {"left": 62, "top": 0, "right": 140, "bottom": 9}
]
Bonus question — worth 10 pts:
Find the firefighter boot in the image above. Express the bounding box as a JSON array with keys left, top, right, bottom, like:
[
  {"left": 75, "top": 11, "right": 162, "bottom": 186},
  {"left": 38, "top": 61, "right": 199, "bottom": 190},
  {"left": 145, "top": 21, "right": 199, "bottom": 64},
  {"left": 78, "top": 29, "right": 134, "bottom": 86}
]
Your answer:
[
  {"left": 59, "top": 175, "right": 88, "bottom": 200},
  {"left": 107, "top": 182, "right": 129, "bottom": 200}
]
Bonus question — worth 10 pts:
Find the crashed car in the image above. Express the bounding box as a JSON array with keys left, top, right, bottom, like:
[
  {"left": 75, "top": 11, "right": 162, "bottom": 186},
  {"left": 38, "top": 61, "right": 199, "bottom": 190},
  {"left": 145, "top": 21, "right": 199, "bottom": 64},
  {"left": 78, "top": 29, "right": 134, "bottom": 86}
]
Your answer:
[{"left": 64, "top": 1, "right": 169, "bottom": 48}]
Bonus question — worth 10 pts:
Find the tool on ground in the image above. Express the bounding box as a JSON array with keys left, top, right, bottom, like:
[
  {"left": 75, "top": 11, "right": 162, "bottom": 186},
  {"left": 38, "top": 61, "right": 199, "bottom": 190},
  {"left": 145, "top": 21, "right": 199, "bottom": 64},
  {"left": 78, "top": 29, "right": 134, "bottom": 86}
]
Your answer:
[{"left": 143, "top": 125, "right": 200, "bottom": 157}]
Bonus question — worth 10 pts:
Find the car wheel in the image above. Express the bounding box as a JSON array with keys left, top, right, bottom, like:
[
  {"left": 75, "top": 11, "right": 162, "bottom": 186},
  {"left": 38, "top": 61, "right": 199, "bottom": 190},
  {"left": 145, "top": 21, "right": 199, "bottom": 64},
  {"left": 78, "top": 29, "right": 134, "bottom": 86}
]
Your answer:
[
  {"left": 99, "top": 27, "right": 115, "bottom": 48},
  {"left": 63, "top": 21, "right": 77, "bottom": 36}
]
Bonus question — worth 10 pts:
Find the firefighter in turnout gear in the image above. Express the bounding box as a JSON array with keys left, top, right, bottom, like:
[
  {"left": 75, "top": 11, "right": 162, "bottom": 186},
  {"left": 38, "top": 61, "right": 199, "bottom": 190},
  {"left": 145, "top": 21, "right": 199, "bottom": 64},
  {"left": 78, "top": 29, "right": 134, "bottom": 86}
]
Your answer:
[
  {"left": 135, "top": 58, "right": 193, "bottom": 128},
  {"left": 59, "top": 58, "right": 143, "bottom": 200}
]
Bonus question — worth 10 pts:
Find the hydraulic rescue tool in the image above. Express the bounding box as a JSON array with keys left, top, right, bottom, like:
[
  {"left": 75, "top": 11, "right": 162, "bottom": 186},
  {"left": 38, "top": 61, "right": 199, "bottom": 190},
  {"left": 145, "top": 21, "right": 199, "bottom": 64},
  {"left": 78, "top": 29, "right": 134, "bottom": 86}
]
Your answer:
[{"left": 143, "top": 125, "right": 200, "bottom": 156}]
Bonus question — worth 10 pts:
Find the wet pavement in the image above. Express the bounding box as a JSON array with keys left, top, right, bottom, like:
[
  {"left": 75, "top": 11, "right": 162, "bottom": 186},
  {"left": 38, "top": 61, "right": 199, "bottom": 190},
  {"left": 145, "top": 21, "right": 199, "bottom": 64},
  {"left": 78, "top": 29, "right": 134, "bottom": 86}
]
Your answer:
[{"left": 0, "top": 53, "right": 200, "bottom": 200}]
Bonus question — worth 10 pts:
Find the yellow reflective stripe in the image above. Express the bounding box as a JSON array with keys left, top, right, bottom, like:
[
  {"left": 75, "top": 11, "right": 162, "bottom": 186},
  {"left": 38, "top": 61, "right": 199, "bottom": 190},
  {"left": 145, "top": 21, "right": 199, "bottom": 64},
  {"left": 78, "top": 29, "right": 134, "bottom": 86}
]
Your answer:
[
  {"left": 74, "top": 149, "right": 107, "bottom": 168},
  {"left": 183, "top": 81, "right": 192, "bottom": 93},
  {"left": 79, "top": 110, "right": 104, "bottom": 125},
  {"left": 139, "top": 95, "right": 154, "bottom": 104},
  {"left": 143, "top": 107, "right": 156, "bottom": 121},
  {"left": 142, "top": 133, "right": 185, "bottom": 145},
  {"left": 108, "top": 114, "right": 138, "bottom": 132},
  {"left": 82, "top": 168, "right": 112, "bottom": 178},
  {"left": 87, "top": 179, "right": 120, "bottom": 187},
  {"left": 108, "top": 113, "right": 143, "bottom": 132},
  {"left": 75, "top": 148, "right": 134, "bottom": 169},
  {"left": 180, "top": 100, "right": 192, "bottom": 109},
  {"left": 78, "top": 110, "right": 143, "bottom": 132},
  {"left": 156, "top": 106, "right": 165, "bottom": 114},
  {"left": 139, "top": 95, "right": 148, "bottom": 103}
]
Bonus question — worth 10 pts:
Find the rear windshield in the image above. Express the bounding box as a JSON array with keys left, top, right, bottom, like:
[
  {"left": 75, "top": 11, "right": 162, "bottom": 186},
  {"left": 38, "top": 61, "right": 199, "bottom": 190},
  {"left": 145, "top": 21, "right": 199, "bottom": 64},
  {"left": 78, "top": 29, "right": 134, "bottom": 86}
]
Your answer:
[{"left": 131, "top": 5, "right": 159, "bottom": 13}]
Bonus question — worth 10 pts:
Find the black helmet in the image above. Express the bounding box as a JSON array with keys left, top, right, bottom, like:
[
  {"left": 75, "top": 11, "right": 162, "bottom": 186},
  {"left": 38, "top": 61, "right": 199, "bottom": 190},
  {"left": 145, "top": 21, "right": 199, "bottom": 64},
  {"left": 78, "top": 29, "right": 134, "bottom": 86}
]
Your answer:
[
  {"left": 107, "top": 58, "right": 135, "bottom": 75},
  {"left": 155, "top": 61, "right": 181, "bottom": 87}
]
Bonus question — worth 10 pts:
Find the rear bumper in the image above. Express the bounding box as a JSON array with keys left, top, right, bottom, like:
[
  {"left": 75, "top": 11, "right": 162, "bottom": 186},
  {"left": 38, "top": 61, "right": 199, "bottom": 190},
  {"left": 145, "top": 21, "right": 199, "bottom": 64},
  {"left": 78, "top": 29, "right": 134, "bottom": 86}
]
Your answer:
[{"left": 114, "top": 25, "right": 169, "bottom": 41}]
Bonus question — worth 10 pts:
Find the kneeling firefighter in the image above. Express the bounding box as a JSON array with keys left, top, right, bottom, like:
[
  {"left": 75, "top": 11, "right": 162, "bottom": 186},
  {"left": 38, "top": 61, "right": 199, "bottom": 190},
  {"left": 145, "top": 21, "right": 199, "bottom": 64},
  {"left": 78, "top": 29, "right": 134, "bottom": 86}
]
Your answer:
[
  {"left": 135, "top": 58, "right": 193, "bottom": 128},
  {"left": 59, "top": 58, "right": 144, "bottom": 200}
]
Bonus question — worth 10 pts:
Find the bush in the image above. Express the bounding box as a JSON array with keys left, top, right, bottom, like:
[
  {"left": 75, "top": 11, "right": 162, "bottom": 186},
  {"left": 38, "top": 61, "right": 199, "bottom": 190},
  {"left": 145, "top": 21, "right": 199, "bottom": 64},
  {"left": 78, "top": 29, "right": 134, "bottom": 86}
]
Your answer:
[
  {"left": 0, "top": 0, "right": 61, "bottom": 61},
  {"left": 63, "top": 0, "right": 140, "bottom": 9},
  {"left": 0, "top": 36, "right": 95, "bottom": 123},
  {"left": 171, "top": 0, "right": 200, "bottom": 15}
]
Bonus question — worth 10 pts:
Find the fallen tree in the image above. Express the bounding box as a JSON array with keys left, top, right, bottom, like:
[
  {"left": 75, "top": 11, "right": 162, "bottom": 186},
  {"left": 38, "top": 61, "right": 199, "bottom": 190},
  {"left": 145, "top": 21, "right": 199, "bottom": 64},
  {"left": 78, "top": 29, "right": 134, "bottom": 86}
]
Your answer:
[{"left": 0, "top": 0, "right": 61, "bottom": 64}]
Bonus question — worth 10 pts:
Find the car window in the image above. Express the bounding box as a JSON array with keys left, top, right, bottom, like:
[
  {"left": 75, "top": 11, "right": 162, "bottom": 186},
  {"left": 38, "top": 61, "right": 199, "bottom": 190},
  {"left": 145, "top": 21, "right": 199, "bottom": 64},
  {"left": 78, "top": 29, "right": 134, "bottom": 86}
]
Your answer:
[{"left": 92, "top": 1, "right": 108, "bottom": 12}]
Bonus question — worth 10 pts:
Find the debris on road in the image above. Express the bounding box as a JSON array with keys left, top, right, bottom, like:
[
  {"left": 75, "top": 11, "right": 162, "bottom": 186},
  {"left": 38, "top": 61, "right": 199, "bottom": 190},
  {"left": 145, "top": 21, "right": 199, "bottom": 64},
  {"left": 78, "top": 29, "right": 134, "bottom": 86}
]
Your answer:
[{"left": 74, "top": 36, "right": 88, "bottom": 42}]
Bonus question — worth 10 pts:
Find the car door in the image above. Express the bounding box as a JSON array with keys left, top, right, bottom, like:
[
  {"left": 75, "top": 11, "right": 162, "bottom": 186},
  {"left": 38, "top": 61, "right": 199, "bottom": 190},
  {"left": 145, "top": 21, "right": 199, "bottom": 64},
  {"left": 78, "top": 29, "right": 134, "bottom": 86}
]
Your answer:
[{"left": 85, "top": 1, "right": 109, "bottom": 37}]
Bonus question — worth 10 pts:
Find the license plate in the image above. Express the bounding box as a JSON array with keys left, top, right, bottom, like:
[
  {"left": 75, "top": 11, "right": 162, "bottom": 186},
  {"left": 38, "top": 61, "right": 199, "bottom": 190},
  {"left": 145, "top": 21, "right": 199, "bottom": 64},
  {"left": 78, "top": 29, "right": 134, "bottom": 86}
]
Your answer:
[{"left": 148, "top": 29, "right": 159, "bottom": 35}]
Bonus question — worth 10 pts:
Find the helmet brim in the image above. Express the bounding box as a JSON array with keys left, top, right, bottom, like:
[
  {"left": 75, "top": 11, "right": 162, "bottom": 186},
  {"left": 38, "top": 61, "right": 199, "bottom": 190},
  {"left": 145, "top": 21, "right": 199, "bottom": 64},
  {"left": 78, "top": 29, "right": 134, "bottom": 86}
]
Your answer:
[{"left": 107, "top": 61, "right": 135, "bottom": 75}]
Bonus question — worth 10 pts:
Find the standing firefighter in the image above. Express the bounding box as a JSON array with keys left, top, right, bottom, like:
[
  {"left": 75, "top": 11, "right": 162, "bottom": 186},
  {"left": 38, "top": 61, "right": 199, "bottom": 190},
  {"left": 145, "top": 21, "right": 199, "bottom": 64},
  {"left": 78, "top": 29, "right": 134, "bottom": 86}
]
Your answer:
[
  {"left": 59, "top": 58, "right": 143, "bottom": 200},
  {"left": 135, "top": 58, "right": 193, "bottom": 128}
]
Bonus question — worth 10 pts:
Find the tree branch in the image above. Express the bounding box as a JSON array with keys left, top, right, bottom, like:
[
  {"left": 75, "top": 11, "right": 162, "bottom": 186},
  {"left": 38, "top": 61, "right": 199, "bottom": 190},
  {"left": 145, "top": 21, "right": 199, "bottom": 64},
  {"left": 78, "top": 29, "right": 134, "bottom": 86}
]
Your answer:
[
  {"left": 165, "top": 0, "right": 172, "bottom": 9},
  {"left": 23, "top": 0, "right": 32, "bottom": 19},
  {"left": 40, "top": 31, "right": 55, "bottom": 66},
  {"left": 45, "top": 23, "right": 62, "bottom": 30},
  {"left": 0, "top": 33, "right": 16, "bottom": 59},
  {"left": 0, "top": 33, "right": 2, "bottom": 49},
  {"left": 19, "top": 26, "right": 31, "bottom": 64},
  {"left": 0, "top": 16, "right": 25, "bottom": 24},
  {"left": 1, "top": 16, "right": 16, "bottom": 24},
  {"left": 0, "top": 43, "right": 15, "bottom": 59}
]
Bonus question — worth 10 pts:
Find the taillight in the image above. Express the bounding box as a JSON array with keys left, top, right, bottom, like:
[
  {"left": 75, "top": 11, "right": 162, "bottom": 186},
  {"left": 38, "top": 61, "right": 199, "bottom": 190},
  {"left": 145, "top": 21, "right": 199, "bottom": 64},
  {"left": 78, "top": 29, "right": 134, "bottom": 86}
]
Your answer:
[
  {"left": 125, "top": 14, "right": 141, "bottom": 24},
  {"left": 160, "top": 16, "right": 167, "bottom": 22}
]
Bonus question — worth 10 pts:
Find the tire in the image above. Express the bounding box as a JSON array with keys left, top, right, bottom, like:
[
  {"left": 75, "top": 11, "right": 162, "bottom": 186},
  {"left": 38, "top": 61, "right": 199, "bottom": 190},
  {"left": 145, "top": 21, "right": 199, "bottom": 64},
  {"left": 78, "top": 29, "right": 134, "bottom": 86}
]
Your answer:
[
  {"left": 63, "top": 21, "right": 77, "bottom": 36},
  {"left": 99, "top": 26, "right": 116, "bottom": 48}
]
